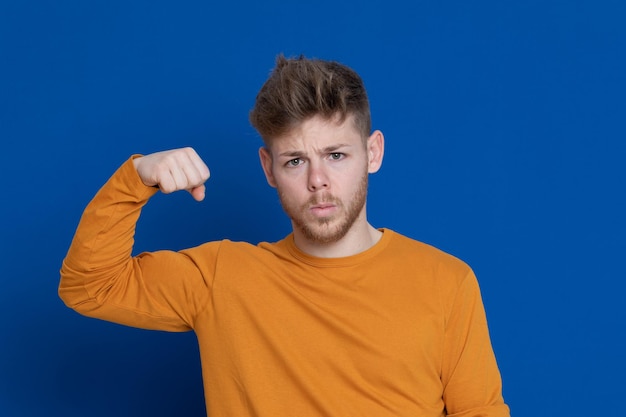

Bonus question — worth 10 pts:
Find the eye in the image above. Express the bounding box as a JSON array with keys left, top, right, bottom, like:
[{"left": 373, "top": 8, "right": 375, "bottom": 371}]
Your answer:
[
  {"left": 329, "top": 152, "right": 344, "bottom": 160},
  {"left": 286, "top": 158, "right": 303, "bottom": 167}
]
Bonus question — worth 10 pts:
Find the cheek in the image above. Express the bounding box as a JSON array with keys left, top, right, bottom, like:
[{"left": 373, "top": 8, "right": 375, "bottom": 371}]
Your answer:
[
  {"left": 274, "top": 178, "right": 300, "bottom": 201},
  {"left": 273, "top": 169, "right": 306, "bottom": 190}
]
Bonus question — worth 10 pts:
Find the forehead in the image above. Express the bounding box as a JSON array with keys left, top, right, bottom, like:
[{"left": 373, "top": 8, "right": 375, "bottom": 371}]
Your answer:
[{"left": 267, "top": 115, "right": 363, "bottom": 153}]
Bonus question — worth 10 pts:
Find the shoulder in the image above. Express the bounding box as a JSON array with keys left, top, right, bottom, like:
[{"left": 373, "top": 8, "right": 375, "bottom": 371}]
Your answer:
[
  {"left": 382, "top": 229, "right": 477, "bottom": 294},
  {"left": 384, "top": 231, "right": 485, "bottom": 312},
  {"left": 385, "top": 229, "right": 471, "bottom": 272}
]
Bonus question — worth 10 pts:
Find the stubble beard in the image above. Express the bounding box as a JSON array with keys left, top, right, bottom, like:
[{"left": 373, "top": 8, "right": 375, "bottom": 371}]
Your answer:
[{"left": 278, "top": 171, "right": 369, "bottom": 245}]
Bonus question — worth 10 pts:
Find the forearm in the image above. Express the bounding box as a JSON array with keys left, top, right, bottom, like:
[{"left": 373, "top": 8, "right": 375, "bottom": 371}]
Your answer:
[{"left": 59, "top": 156, "right": 158, "bottom": 317}]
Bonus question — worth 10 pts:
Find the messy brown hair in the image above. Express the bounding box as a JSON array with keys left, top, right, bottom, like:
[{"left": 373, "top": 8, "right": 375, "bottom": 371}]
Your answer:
[{"left": 249, "top": 54, "right": 371, "bottom": 144}]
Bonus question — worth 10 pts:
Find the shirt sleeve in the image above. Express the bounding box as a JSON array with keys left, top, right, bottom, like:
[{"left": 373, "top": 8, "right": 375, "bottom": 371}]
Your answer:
[
  {"left": 58, "top": 156, "right": 215, "bottom": 332},
  {"left": 441, "top": 270, "right": 510, "bottom": 417}
]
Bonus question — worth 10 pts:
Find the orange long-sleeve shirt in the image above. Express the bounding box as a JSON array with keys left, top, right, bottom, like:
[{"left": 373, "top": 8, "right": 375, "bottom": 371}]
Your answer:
[{"left": 59, "top": 157, "right": 509, "bottom": 417}]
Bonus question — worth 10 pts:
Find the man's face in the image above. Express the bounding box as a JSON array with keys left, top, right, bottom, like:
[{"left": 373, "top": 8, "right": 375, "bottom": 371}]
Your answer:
[{"left": 259, "top": 115, "right": 383, "bottom": 245}]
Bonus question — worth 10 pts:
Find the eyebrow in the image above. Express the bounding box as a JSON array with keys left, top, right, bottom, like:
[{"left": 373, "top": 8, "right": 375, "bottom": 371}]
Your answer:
[{"left": 278, "top": 144, "right": 351, "bottom": 158}]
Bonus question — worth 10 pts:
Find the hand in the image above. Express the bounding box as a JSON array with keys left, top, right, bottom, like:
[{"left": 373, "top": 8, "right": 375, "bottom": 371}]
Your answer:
[{"left": 133, "top": 147, "right": 210, "bottom": 201}]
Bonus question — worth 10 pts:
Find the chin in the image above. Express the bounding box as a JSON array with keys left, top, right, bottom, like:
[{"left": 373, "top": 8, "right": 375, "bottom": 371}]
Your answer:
[{"left": 298, "top": 220, "right": 351, "bottom": 245}]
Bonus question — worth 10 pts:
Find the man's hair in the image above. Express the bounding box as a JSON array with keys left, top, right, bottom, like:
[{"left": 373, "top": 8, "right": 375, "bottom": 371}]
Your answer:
[{"left": 249, "top": 54, "right": 371, "bottom": 143}]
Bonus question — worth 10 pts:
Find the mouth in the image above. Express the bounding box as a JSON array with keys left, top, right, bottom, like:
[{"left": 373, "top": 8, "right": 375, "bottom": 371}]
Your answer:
[
  {"left": 312, "top": 202, "right": 334, "bottom": 209},
  {"left": 309, "top": 202, "right": 337, "bottom": 216}
]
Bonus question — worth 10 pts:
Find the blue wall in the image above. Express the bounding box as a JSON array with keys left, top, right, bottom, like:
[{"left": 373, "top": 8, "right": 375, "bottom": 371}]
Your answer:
[{"left": 1, "top": 1, "right": 624, "bottom": 416}]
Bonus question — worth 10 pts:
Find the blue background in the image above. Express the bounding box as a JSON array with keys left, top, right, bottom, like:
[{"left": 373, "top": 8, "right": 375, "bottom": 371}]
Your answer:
[{"left": 1, "top": 1, "right": 624, "bottom": 416}]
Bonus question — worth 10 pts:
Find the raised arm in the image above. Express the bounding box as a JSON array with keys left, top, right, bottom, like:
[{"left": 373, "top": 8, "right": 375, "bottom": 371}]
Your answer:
[{"left": 59, "top": 147, "right": 214, "bottom": 331}]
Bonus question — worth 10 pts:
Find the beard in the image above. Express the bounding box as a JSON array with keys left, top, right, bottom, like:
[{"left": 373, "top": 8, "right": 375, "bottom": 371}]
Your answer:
[{"left": 277, "top": 170, "right": 369, "bottom": 245}]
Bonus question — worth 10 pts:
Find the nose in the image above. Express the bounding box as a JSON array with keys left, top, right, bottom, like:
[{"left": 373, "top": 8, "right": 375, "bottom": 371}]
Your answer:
[{"left": 307, "top": 163, "right": 329, "bottom": 191}]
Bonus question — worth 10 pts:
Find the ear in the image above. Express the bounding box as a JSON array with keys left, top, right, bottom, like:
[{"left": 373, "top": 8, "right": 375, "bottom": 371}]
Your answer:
[
  {"left": 258, "top": 146, "right": 277, "bottom": 188},
  {"left": 366, "top": 130, "right": 384, "bottom": 174}
]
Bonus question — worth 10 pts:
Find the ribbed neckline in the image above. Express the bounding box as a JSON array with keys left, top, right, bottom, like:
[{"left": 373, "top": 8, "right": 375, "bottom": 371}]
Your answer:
[{"left": 284, "top": 228, "right": 394, "bottom": 268}]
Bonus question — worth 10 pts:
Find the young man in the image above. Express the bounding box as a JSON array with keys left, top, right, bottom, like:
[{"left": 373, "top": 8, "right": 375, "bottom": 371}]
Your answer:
[{"left": 60, "top": 55, "right": 510, "bottom": 416}]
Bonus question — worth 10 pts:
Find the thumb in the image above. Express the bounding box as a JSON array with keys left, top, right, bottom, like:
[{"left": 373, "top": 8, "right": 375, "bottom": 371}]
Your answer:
[{"left": 188, "top": 184, "right": 206, "bottom": 202}]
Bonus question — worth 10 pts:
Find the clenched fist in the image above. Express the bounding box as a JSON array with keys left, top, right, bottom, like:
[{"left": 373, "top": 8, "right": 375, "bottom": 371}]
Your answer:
[{"left": 133, "top": 147, "right": 210, "bottom": 201}]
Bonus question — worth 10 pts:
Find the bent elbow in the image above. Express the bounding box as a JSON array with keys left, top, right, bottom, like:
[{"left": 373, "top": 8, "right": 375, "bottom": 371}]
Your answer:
[{"left": 58, "top": 260, "right": 93, "bottom": 311}]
